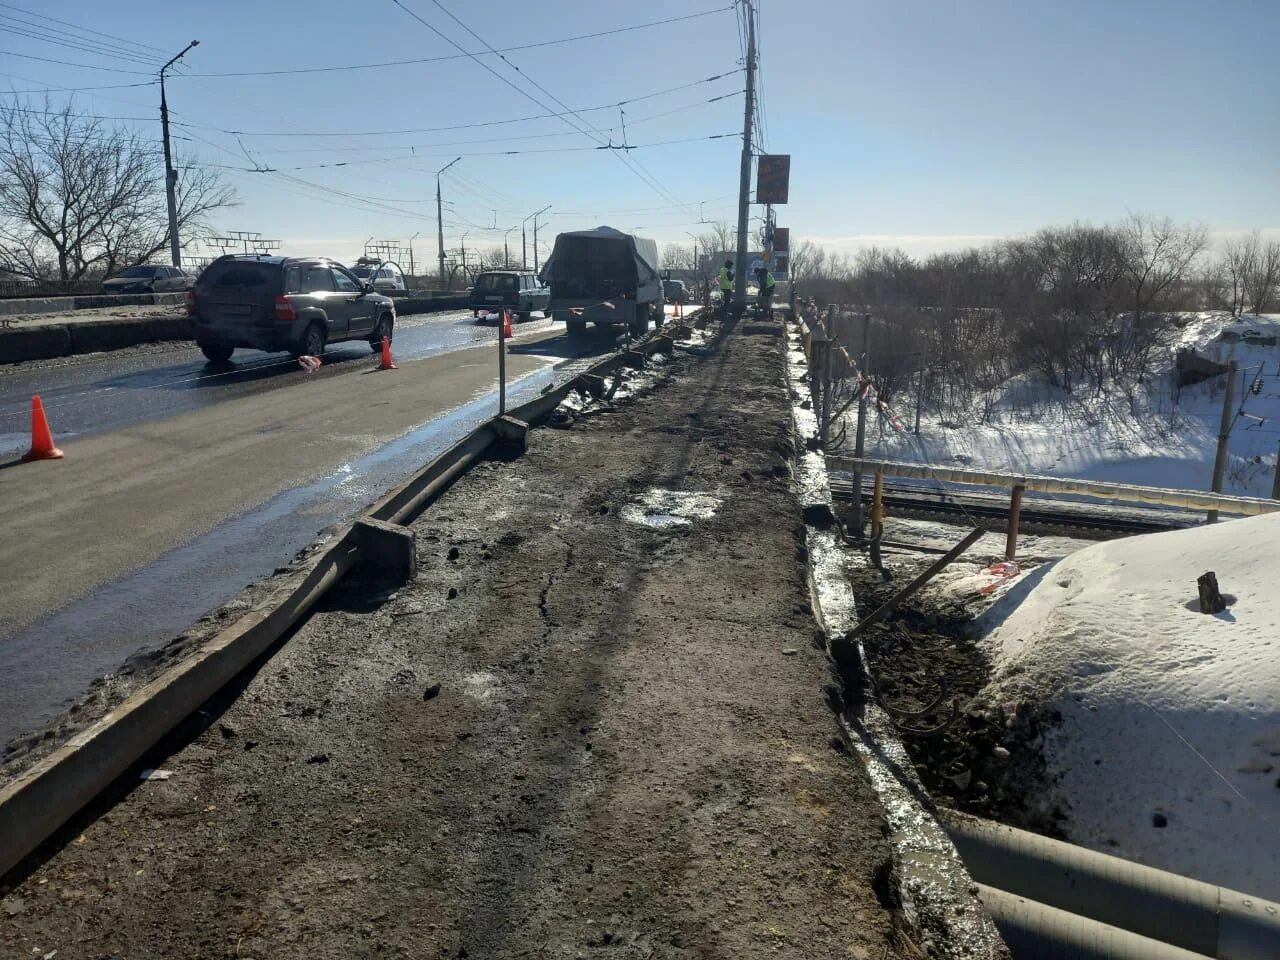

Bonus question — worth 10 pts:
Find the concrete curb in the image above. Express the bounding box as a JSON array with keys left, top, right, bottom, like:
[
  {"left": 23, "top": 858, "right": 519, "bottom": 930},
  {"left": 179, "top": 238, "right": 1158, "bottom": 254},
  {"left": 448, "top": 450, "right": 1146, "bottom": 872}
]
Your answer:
[
  {"left": 0, "top": 324, "right": 682, "bottom": 882},
  {"left": 0, "top": 315, "right": 192, "bottom": 366},
  {"left": 0, "top": 299, "right": 468, "bottom": 366},
  {"left": 0, "top": 292, "right": 185, "bottom": 319}
]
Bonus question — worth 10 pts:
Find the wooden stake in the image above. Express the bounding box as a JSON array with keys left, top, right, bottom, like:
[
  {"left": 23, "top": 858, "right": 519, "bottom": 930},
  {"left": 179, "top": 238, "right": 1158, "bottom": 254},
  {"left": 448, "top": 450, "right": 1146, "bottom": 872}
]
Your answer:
[{"left": 851, "top": 527, "right": 985, "bottom": 637}]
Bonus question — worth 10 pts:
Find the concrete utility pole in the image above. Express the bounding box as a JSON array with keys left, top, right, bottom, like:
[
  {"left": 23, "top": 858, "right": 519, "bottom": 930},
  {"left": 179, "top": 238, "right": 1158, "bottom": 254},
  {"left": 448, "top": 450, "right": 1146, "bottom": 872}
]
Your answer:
[
  {"left": 732, "top": 1, "right": 757, "bottom": 314},
  {"left": 160, "top": 40, "right": 199, "bottom": 269},
  {"left": 1208, "top": 359, "right": 1239, "bottom": 524},
  {"left": 436, "top": 156, "right": 461, "bottom": 286},
  {"left": 530, "top": 205, "right": 551, "bottom": 273}
]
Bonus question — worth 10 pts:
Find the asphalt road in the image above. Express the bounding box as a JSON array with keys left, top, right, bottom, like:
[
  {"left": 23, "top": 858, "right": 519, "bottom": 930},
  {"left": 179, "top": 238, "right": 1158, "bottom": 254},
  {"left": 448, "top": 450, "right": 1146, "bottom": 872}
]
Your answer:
[{"left": 0, "top": 309, "right": 631, "bottom": 744}]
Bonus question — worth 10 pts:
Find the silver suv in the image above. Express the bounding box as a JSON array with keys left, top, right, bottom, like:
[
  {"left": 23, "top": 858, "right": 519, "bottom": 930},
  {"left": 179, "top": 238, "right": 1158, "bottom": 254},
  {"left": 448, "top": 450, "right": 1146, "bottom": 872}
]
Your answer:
[
  {"left": 188, "top": 255, "right": 396, "bottom": 363},
  {"left": 102, "top": 263, "right": 193, "bottom": 294}
]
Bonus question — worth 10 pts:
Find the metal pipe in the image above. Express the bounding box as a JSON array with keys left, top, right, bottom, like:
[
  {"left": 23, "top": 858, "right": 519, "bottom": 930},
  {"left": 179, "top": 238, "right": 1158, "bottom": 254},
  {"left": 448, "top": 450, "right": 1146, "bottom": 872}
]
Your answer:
[
  {"left": 977, "top": 884, "right": 1216, "bottom": 960},
  {"left": 1006, "top": 484, "right": 1024, "bottom": 560},
  {"left": 827, "top": 456, "right": 1280, "bottom": 516},
  {"left": 944, "top": 811, "right": 1280, "bottom": 960}
]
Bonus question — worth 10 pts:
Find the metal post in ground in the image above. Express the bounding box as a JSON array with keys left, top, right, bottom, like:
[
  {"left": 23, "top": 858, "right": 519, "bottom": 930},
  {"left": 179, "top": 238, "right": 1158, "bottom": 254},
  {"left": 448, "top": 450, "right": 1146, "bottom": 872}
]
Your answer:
[
  {"left": 498, "top": 311, "right": 507, "bottom": 415},
  {"left": 1006, "top": 484, "right": 1024, "bottom": 560},
  {"left": 731, "top": 1, "right": 756, "bottom": 318},
  {"left": 851, "top": 313, "right": 871, "bottom": 535},
  {"left": 1272, "top": 442, "right": 1280, "bottom": 501},
  {"left": 870, "top": 470, "right": 885, "bottom": 568},
  {"left": 1208, "top": 359, "right": 1239, "bottom": 523}
]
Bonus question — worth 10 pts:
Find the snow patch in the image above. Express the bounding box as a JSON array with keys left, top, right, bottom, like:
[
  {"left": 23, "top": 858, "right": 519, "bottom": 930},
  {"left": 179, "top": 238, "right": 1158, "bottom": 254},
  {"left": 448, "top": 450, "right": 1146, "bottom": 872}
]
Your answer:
[{"left": 975, "top": 511, "right": 1280, "bottom": 897}]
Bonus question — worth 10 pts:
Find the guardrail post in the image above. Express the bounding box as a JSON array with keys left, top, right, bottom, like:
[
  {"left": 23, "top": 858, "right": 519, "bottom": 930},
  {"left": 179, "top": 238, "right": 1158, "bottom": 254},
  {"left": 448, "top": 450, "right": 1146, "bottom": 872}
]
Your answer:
[{"left": 1006, "top": 484, "right": 1024, "bottom": 560}]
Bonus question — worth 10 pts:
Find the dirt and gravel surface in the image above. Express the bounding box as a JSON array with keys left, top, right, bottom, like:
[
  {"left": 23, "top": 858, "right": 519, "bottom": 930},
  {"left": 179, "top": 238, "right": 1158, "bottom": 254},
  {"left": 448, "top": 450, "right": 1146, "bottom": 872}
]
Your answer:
[
  {"left": 2, "top": 326, "right": 916, "bottom": 959},
  {"left": 844, "top": 534, "right": 1069, "bottom": 838}
]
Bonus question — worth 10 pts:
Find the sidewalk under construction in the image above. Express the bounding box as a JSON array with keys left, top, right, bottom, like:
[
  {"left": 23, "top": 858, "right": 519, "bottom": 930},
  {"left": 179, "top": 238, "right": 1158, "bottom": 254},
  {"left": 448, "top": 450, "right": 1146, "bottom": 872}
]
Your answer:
[{"left": 1, "top": 324, "right": 926, "bottom": 959}]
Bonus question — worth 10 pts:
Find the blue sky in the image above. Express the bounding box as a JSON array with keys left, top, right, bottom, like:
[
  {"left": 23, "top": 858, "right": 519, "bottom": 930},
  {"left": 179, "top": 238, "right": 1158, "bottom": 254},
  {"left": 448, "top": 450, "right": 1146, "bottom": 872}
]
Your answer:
[{"left": 2, "top": 0, "right": 1276, "bottom": 264}]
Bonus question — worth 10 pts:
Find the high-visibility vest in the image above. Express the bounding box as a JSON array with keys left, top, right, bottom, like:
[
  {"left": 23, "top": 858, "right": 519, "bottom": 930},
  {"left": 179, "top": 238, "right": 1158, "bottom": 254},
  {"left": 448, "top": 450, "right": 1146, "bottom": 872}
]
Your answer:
[
  {"left": 763, "top": 271, "right": 776, "bottom": 291},
  {"left": 718, "top": 266, "right": 733, "bottom": 291}
]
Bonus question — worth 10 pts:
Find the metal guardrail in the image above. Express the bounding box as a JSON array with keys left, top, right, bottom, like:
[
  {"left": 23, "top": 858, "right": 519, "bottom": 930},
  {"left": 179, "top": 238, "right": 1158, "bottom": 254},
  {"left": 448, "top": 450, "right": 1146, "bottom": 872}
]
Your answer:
[{"left": 828, "top": 456, "right": 1280, "bottom": 517}]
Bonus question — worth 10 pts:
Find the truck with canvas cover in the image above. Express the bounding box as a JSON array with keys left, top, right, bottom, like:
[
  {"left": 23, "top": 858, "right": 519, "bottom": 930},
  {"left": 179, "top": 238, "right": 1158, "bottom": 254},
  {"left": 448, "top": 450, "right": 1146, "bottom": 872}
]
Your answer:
[{"left": 539, "top": 227, "right": 664, "bottom": 338}]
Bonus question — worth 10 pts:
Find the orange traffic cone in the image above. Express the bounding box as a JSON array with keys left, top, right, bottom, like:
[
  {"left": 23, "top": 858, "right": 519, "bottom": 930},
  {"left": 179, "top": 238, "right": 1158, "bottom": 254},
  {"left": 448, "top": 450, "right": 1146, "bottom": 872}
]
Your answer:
[
  {"left": 378, "top": 334, "right": 397, "bottom": 370},
  {"left": 675, "top": 300, "right": 683, "bottom": 319},
  {"left": 22, "top": 395, "right": 63, "bottom": 462},
  {"left": 502, "top": 309, "right": 513, "bottom": 340}
]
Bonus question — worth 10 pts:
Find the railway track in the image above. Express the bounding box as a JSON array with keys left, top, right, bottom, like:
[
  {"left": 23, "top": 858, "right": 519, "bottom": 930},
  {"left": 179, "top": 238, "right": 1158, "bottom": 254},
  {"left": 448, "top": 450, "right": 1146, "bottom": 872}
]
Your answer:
[{"left": 828, "top": 475, "right": 1207, "bottom": 537}]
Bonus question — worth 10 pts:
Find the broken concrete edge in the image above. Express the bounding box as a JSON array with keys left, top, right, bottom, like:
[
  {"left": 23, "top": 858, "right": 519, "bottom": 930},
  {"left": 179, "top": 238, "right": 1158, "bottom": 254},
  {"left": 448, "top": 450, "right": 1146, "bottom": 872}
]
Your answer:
[
  {"left": 781, "top": 317, "right": 1009, "bottom": 959},
  {"left": 0, "top": 325, "right": 682, "bottom": 885}
]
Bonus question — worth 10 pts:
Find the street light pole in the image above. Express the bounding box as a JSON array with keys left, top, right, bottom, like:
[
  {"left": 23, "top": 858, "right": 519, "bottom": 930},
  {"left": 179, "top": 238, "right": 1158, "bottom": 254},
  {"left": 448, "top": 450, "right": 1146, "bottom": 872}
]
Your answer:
[
  {"left": 436, "top": 156, "right": 461, "bottom": 287},
  {"left": 160, "top": 40, "right": 199, "bottom": 268},
  {"left": 504, "top": 226, "right": 517, "bottom": 268},
  {"left": 531, "top": 204, "right": 551, "bottom": 274}
]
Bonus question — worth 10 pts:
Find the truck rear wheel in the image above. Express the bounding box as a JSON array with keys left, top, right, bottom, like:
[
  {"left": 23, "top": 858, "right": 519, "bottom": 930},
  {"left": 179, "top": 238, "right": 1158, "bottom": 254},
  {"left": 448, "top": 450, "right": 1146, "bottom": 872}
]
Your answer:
[{"left": 628, "top": 307, "right": 648, "bottom": 338}]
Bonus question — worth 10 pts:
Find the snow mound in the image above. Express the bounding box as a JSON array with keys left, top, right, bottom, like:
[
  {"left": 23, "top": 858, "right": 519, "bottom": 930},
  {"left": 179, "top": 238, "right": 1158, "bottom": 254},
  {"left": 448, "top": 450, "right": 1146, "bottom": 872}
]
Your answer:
[{"left": 976, "top": 512, "right": 1280, "bottom": 898}]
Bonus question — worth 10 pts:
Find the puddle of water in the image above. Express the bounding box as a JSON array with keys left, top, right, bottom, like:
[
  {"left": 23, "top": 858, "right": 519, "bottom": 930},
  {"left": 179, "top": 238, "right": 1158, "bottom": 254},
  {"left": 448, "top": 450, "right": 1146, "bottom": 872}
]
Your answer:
[
  {"left": 620, "top": 488, "right": 721, "bottom": 528},
  {"left": 0, "top": 352, "right": 600, "bottom": 744}
]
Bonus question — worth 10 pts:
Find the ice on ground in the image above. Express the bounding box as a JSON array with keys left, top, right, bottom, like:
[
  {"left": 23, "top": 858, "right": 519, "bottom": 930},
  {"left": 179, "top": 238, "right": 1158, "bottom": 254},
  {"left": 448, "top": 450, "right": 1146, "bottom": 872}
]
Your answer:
[
  {"left": 974, "top": 511, "right": 1280, "bottom": 898},
  {"left": 855, "top": 312, "right": 1280, "bottom": 499},
  {"left": 621, "top": 489, "right": 721, "bottom": 528}
]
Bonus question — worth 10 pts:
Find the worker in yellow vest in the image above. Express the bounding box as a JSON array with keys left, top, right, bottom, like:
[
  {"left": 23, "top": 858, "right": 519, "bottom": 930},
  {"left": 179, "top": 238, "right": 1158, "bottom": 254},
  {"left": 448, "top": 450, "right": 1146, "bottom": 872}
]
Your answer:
[{"left": 717, "top": 259, "right": 734, "bottom": 316}]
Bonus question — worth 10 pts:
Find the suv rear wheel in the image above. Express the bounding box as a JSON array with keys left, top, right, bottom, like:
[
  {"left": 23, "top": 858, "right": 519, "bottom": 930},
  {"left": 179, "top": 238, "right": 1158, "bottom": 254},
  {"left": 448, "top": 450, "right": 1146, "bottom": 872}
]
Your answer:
[
  {"left": 369, "top": 313, "right": 394, "bottom": 352},
  {"left": 199, "top": 343, "right": 234, "bottom": 363},
  {"left": 295, "top": 322, "right": 326, "bottom": 358}
]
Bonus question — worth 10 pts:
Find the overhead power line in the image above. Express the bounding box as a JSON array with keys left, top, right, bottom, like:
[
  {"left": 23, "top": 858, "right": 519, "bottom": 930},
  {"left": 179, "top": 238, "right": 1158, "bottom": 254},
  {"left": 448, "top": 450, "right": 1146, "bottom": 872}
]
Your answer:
[
  {"left": 0, "top": 49, "right": 155, "bottom": 75},
  {"left": 0, "top": 16, "right": 164, "bottom": 67},
  {"left": 173, "top": 72, "right": 740, "bottom": 138},
  {"left": 170, "top": 6, "right": 733, "bottom": 78},
  {"left": 214, "top": 133, "right": 737, "bottom": 172},
  {"left": 394, "top": 0, "right": 705, "bottom": 218},
  {"left": 0, "top": 1, "right": 171, "bottom": 57},
  {"left": 0, "top": 79, "right": 157, "bottom": 95}
]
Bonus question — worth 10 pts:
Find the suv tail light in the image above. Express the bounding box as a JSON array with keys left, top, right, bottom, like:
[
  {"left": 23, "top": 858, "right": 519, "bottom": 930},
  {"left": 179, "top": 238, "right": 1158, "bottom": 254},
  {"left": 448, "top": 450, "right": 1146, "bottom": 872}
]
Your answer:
[
  {"left": 185, "top": 289, "right": 196, "bottom": 315},
  {"left": 275, "top": 295, "right": 297, "bottom": 322}
]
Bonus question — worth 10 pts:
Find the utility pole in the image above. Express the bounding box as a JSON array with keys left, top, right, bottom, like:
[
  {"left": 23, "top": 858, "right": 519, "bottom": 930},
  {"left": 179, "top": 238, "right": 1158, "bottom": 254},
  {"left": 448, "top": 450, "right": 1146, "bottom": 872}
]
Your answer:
[
  {"left": 732, "top": 0, "right": 757, "bottom": 315},
  {"left": 436, "top": 156, "right": 461, "bottom": 287},
  {"left": 528, "top": 204, "right": 551, "bottom": 273},
  {"left": 1208, "top": 359, "right": 1239, "bottom": 524},
  {"left": 160, "top": 40, "right": 199, "bottom": 268}
]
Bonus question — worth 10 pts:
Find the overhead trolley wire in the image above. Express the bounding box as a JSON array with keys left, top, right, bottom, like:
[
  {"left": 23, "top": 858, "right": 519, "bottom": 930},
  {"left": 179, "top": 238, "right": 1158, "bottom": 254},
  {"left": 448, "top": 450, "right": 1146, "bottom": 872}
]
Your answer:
[{"left": 170, "top": 6, "right": 734, "bottom": 78}]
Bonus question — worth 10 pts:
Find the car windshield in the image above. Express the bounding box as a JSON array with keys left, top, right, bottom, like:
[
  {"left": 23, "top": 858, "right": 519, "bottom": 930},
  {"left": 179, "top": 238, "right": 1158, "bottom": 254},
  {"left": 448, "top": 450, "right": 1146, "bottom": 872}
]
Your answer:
[
  {"left": 475, "top": 274, "right": 517, "bottom": 291},
  {"left": 118, "top": 266, "right": 160, "bottom": 278},
  {"left": 350, "top": 265, "right": 373, "bottom": 278}
]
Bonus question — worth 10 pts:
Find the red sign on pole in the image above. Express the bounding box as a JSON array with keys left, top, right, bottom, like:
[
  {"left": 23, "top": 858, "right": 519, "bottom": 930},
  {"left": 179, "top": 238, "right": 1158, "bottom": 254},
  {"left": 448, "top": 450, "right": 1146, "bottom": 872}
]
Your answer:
[
  {"left": 755, "top": 154, "right": 790, "bottom": 204},
  {"left": 773, "top": 227, "right": 790, "bottom": 252}
]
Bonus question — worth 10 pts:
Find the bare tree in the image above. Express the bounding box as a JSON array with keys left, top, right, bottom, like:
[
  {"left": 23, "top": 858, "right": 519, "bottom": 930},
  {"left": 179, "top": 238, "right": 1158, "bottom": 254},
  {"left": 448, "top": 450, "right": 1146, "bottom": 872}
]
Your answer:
[
  {"left": 1245, "top": 236, "right": 1280, "bottom": 315},
  {"left": 1222, "top": 233, "right": 1259, "bottom": 316},
  {"left": 1121, "top": 214, "right": 1209, "bottom": 324},
  {"left": 0, "top": 99, "right": 234, "bottom": 282}
]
